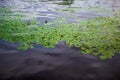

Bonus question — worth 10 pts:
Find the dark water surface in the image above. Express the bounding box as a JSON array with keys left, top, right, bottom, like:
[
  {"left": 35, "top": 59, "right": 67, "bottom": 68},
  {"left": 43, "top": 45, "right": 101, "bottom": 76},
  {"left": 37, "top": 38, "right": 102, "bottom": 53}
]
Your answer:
[{"left": 0, "top": 40, "right": 120, "bottom": 80}]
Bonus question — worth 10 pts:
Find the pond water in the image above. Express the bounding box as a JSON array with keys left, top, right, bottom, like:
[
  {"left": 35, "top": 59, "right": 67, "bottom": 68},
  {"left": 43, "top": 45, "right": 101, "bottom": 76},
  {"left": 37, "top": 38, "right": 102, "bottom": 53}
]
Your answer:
[
  {"left": 0, "top": 0, "right": 120, "bottom": 25},
  {"left": 0, "top": 2, "right": 120, "bottom": 79}
]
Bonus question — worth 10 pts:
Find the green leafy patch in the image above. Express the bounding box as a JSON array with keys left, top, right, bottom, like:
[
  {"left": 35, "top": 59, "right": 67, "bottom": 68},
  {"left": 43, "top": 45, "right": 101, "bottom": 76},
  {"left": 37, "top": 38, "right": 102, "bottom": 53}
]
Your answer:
[{"left": 0, "top": 8, "right": 120, "bottom": 60}]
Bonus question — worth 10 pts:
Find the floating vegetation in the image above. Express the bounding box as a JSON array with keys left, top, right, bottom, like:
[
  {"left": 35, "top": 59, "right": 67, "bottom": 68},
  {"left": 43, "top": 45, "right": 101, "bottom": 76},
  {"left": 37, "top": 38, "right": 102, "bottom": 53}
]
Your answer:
[
  {"left": 56, "top": 0, "right": 74, "bottom": 6},
  {"left": 0, "top": 8, "right": 120, "bottom": 60}
]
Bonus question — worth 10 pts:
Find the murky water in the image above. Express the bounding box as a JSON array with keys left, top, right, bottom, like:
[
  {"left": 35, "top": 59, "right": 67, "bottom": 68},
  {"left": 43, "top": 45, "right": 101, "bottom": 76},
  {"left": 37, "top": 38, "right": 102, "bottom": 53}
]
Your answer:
[{"left": 0, "top": 0, "right": 120, "bottom": 24}]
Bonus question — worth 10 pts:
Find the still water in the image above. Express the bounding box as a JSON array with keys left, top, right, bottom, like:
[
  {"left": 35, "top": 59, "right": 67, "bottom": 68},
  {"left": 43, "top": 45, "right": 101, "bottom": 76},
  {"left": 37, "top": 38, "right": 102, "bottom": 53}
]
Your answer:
[{"left": 0, "top": 0, "right": 120, "bottom": 25}]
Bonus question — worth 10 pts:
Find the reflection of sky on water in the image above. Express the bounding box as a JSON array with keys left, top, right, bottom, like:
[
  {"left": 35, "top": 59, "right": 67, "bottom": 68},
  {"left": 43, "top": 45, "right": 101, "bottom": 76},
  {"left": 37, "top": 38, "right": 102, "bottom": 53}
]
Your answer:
[{"left": 0, "top": 0, "right": 120, "bottom": 24}]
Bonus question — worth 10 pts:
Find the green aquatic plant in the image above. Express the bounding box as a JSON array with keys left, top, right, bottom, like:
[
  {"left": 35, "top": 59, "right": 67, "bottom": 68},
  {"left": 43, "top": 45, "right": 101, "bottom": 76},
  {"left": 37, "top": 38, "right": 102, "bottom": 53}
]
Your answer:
[
  {"left": 61, "top": 7, "right": 79, "bottom": 13},
  {"left": 0, "top": 8, "right": 120, "bottom": 60},
  {"left": 57, "top": 0, "right": 74, "bottom": 5}
]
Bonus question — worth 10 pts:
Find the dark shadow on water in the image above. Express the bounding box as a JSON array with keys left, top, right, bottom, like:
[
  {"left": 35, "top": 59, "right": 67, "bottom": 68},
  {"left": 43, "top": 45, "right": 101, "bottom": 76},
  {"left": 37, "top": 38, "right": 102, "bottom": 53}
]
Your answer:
[{"left": 0, "top": 39, "right": 120, "bottom": 80}]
